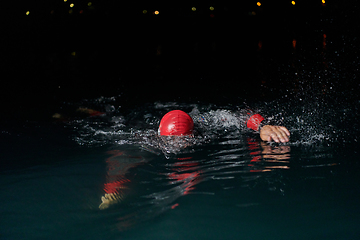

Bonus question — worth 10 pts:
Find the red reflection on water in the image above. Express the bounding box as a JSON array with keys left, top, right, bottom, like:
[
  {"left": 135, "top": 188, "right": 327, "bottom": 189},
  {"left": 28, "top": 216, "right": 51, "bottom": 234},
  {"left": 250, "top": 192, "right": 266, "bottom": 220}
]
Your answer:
[
  {"left": 99, "top": 150, "right": 143, "bottom": 210},
  {"left": 168, "top": 157, "right": 202, "bottom": 195}
]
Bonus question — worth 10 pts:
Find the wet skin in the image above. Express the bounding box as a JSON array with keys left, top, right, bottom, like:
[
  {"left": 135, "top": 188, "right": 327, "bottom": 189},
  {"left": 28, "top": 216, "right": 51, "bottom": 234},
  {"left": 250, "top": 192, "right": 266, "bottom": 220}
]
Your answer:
[{"left": 260, "top": 125, "right": 291, "bottom": 143}]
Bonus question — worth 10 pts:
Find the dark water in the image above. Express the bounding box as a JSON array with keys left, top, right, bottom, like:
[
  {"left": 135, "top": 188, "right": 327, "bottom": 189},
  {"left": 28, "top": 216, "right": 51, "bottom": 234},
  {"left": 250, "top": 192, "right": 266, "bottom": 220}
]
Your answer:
[
  {"left": 1, "top": 98, "right": 360, "bottom": 240},
  {"left": 1, "top": 2, "right": 360, "bottom": 240}
]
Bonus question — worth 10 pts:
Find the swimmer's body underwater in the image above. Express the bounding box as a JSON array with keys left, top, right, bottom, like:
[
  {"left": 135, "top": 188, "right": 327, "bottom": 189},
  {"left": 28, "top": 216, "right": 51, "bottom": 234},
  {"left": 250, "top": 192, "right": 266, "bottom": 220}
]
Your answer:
[{"left": 159, "top": 110, "right": 290, "bottom": 143}]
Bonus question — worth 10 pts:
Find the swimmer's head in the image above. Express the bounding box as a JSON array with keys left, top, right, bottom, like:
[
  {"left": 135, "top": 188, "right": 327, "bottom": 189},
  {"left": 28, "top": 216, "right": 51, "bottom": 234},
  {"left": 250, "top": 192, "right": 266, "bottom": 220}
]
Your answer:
[{"left": 159, "top": 110, "right": 194, "bottom": 136}]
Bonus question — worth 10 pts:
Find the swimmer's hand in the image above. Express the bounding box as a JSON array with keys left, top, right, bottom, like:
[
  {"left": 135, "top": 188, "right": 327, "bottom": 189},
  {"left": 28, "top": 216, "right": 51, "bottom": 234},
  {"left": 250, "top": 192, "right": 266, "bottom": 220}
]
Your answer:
[{"left": 260, "top": 125, "right": 290, "bottom": 143}]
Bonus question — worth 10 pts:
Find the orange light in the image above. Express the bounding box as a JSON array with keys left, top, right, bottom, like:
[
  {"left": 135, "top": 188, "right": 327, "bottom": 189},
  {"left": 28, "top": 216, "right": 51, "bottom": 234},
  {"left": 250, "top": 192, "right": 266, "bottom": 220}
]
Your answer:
[
  {"left": 154, "top": 10, "right": 159, "bottom": 15},
  {"left": 257, "top": 2, "right": 261, "bottom": 7},
  {"left": 292, "top": 39, "right": 296, "bottom": 49},
  {"left": 291, "top": 1, "right": 295, "bottom": 5}
]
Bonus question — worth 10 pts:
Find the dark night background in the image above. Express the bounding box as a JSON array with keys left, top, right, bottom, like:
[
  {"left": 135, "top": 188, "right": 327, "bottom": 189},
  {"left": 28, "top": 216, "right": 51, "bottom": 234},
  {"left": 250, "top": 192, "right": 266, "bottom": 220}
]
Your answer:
[{"left": 2, "top": 0, "right": 360, "bottom": 120}]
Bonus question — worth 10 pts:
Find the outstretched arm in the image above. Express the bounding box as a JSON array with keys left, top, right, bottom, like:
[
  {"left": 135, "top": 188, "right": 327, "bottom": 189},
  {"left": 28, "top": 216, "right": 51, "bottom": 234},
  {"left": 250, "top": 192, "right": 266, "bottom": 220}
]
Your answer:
[
  {"left": 244, "top": 112, "right": 290, "bottom": 143},
  {"left": 260, "top": 125, "right": 290, "bottom": 143}
]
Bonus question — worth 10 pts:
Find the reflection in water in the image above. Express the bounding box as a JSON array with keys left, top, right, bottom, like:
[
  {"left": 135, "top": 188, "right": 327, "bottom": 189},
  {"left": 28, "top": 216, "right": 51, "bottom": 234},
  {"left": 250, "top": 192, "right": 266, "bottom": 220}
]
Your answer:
[
  {"left": 107, "top": 136, "right": 293, "bottom": 231},
  {"left": 248, "top": 138, "right": 290, "bottom": 172},
  {"left": 261, "top": 142, "right": 291, "bottom": 163},
  {"left": 110, "top": 152, "right": 206, "bottom": 231},
  {"left": 167, "top": 158, "right": 202, "bottom": 196},
  {"left": 99, "top": 150, "right": 145, "bottom": 210}
]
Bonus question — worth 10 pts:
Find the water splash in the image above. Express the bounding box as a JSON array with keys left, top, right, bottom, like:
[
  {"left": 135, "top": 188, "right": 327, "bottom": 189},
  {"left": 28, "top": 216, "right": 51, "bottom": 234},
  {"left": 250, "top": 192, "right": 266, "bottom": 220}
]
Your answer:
[{"left": 65, "top": 98, "right": 357, "bottom": 151}]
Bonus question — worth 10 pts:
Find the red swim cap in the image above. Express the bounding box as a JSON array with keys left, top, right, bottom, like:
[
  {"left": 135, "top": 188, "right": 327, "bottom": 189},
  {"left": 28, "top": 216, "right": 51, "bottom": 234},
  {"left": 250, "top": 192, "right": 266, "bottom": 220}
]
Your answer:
[{"left": 159, "top": 110, "right": 194, "bottom": 136}]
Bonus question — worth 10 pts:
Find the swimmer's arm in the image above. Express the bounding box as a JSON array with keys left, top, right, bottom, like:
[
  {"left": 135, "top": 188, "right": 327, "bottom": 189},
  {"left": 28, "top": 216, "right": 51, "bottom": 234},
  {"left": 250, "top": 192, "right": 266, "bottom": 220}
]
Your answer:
[
  {"left": 52, "top": 107, "right": 104, "bottom": 120},
  {"left": 76, "top": 108, "right": 105, "bottom": 117},
  {"left": 260, "top": 125, "right": 290, "bottom": 143}
]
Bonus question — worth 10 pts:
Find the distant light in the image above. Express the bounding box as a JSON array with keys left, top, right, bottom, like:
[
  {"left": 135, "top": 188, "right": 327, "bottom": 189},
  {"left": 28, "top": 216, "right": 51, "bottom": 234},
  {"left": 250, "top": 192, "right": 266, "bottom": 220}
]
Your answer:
[
  {"left": 64, "top": 0, "right": 67, "bottom": 2},
  {"left": 209, "top": 6, "right": 214, "bottom": 11},
  {"left": 257, "top": 2, "right": 261, "bottom": 7},
  {"left": 191, "top": 7, "right": 196, "bottom": 11},
  {"left": 154, "top": 10, "right": 159, "bottom": 15},
  {"left": 70, "top": 3, "right": 74, "bottom": 8},
  {"left": 210, "top": 13, "right": 214, "bottom": 18},
  {"left": 71, "top": 52, "right": 76, "bottom": 56},
  {"left": 69, "top": 9, "right": 73, "bottom": 14},
  {"left": 142, "top": 9, "right": 147, "bottom": 14},
  {"left": 26, "top": 11, "right": 30, "bottom": 15},
  {"left": 87, "top": 2, "right": 92, "bottom": 7},
  {"left": 322, "top": 0, "right": 326, "bottom": 5},
  {"left": 79, "top": 10, "right": 83, "bottom": 14},
  {"left": 292, "top": 39, "right": 297, "bottom": 49},
  {"left": 291, "top": 1, "right": 295, "bottom": 5}
]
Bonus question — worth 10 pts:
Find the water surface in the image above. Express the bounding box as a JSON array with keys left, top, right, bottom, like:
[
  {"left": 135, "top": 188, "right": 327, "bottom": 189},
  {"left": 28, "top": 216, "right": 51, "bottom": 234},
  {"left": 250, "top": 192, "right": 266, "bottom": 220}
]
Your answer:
[{"left": 1, "top": 99, "right": 359, "bottom": 240}]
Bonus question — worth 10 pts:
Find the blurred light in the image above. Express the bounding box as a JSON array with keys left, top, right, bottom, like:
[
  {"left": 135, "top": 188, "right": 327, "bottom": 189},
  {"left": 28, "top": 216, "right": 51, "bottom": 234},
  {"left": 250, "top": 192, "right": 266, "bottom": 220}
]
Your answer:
[
  {"left": 87, "top": 2, "right": 92, "bottom": 7},
  {"left": 69, "top": 9, "right": 73, "bottom": 14},
  {"left": 322, "top": 0, "right": 325, "bottom": 3},
  {"left": 70, "top": 3, "right": 74, "bottom": 7},
  {"left": 79, "top": 10, "right": 83, "bottom": 14},
  {"left": 209, "top": 6, "right": 214, "bottom": 11},
  {"left": 191, "top": 7, "right": 196, "bottom": 11},
  {"left": 64, "top": 0, "right": 67, "bottom": 2},
  {"left": 210, "top": 13, "right": 214, "bottom": 18},
  {"left": 292, "top": 39, "right": 296, "bottom": 49},
  {"left": 291, "top": 1, "right": 295, "bottom": 5},
  {"left": 257, "top": 2, "right": 261, "bottom": 7},
  {"left": 71, "top": 52, "right": 76, "bottom": 56},
  {"left": 154, "top": 10, "right": 159, "bottom": 15},
  {"left": 26, "top": 11, "right": 30, "bottom": 15},
  {"left": 142, "top": 9, "right": 147, "bottom": 14}
]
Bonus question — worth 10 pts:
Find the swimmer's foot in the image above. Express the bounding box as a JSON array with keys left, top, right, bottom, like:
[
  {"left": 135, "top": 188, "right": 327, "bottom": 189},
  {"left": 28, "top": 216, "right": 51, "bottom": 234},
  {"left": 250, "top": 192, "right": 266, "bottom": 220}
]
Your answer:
[{"left": 99, "top": 193, "right": 124, "bottom": 210}]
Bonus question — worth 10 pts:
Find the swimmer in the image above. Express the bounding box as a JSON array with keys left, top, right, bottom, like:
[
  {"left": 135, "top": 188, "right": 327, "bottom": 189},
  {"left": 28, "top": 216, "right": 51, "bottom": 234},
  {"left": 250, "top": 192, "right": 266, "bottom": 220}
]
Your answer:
[{"left": 158, "top": 110, "right": 290, "bottom": 143}]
